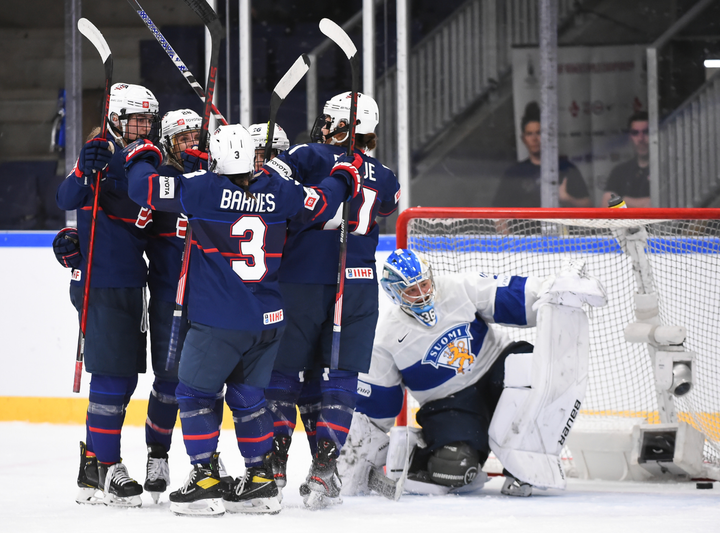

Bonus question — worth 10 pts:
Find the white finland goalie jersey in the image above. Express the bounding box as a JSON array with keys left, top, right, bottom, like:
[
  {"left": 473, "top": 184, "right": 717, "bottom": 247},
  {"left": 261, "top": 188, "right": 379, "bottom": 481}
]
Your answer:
[{"left": 356, "top": 273, "right": 543, "bottom": 426}]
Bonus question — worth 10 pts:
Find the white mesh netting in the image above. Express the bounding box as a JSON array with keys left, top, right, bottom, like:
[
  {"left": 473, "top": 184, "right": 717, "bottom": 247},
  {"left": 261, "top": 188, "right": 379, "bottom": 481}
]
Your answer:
[{"left": 403, "top": 214, "right": 720, "bottom": 466}]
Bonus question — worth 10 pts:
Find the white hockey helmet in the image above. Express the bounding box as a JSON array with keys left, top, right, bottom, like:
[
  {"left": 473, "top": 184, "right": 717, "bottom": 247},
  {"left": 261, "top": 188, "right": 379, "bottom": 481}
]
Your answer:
[
  {"left": 209, "top": 124, "right": 255, "bottom": 175},
  {"left": 248, "top": 122, "right": 290, "bottom": 152},
  {"left": 323, "top": 91, "right": 379, "bottom": 136},
  {"left": 107, "top": 83, "right": 159, "bottom": 139},
  {"left": 380, "top": 249, "right": 437, "bottom": 327},
  {"left": 160, "top": 109, "right": 202, "bottom": 160}
]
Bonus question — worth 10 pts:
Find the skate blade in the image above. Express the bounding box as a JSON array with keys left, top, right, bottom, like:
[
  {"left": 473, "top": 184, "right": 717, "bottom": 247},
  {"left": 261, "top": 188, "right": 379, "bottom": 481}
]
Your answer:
[
  {"left": 103, "top": 494, "right": 143, "bottom": 508},
  {"left": 169, "top": 498, "right": 225, "bottom": 516},
  {"left": 224, "top": 496, "right": 281, "bottom": 515},
  {"left": 75, "top": 487, "right": 104, "bottom": 505},
  {"left": 148, "top": 491, "right": 162, "bottom": 504}
]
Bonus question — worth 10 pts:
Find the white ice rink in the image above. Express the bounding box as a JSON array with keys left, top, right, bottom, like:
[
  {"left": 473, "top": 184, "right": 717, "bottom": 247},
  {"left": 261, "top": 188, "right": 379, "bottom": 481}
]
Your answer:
[{"left": 2, "top": 422, "right": 719, "bottom": 533}]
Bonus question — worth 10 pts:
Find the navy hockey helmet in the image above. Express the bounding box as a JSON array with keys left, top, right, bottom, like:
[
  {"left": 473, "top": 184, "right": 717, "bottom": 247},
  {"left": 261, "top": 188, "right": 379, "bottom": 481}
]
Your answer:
[{"left": 381, "top": 249, "right": 437, "bottom": 327}]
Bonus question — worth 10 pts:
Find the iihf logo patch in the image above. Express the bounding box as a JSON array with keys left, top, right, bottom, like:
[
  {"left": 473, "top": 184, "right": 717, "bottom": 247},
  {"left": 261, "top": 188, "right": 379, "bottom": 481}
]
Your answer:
[{"left": 423, "top": 324, "right": 475, "bottom": 375}]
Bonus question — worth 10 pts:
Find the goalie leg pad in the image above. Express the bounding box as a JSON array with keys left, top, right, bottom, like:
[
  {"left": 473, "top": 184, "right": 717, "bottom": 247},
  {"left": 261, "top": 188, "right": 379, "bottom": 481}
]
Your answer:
[
  {"left": 337, "top": 411, "right": 390, "bottom": 496},
  {"left": 488, "top": 303, "right": 590, "bottom": 489}
]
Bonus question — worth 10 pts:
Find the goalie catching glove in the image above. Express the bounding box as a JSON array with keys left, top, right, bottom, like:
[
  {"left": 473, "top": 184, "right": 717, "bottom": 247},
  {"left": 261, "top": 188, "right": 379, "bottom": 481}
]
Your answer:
[
  {"left": 329, "top": 152, "right": 364, "bottom": 200},
  {"left": 123, "top": 139, "right": 162, "bottom": 170},
  {"left": 533, "top": 258, "right": 607, "bottom": 310}
]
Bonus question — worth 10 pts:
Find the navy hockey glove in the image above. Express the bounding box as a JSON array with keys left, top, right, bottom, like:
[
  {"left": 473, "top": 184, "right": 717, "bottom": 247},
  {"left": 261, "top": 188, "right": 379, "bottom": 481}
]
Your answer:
[
  {"left": 181, "top": 148, "right": 209, "bottom": 173},
  {"left": 123, "top": 139, "right": 162, "bottom": 170},
  {"left": 330, "top": 153, "right": 364, "bottom": 200},
  {"left": 52, "top": 227, "right": 81, "bottom": 269},
  {"left": 74, "top": 138, "right": 113, "bottom": 181}
]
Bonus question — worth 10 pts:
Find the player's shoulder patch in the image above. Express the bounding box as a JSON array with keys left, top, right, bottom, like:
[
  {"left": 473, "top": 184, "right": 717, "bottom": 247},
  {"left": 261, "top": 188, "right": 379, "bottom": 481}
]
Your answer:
[
  {"left": 266, "top": 157, "right": 293, "bottom": 180},
  {"left": 303, "top": 187, "right": 321, "bottom": 210},
  {"left": 159, "top": 176, "right": 175, "bottom": 198}
]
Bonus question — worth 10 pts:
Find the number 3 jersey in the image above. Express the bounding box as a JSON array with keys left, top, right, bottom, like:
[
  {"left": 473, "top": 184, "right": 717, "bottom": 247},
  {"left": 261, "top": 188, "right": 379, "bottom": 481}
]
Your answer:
[
  {"left": 127, "top": 160, "right": 350, "bottom": 331},
  {"left": 356, "top": 273, "right": 544, "bottom": 428},
  {"left": 265, "top": 143, "right": 401, "bottom": 285}
]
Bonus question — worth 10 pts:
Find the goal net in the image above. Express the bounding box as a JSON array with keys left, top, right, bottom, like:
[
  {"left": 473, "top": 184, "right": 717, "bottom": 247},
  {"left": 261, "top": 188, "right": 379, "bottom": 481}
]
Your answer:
[{"left": 396, "top": 207, "right": 720, "bottom": 468}]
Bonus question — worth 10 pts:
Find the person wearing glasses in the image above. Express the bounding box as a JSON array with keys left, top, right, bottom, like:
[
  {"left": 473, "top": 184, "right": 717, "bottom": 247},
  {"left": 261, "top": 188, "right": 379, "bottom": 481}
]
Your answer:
[{"left": 602, "top": 111, "right": 651, "bottom": 208}]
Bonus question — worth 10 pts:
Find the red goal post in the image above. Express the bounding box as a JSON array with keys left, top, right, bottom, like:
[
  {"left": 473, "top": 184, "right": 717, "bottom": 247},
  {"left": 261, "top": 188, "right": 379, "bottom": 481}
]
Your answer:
[{"left": 394, "top": 207, "right": 720, "bottom": 467}]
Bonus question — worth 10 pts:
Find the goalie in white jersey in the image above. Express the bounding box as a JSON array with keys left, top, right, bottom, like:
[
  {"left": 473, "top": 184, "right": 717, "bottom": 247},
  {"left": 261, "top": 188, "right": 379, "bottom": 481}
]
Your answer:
[{"left": 338, "top": 249, "right": 606, "bottom": 497}]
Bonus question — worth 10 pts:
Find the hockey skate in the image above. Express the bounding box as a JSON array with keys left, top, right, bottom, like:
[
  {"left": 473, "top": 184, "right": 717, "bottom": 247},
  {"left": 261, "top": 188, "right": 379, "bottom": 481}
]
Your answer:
[
  {"left": 169, "top": 453, "right": 225, "bottom": 516},
  {"left": 98, "top": 462, "right": 143, "bottom": 507},
  {"left": 223, "top": 453, "right": 281, "bottom": 514},
  {"left": 144, "top": 443, "right": 170, "bottom": 504},
  {"left": 76, "top": 441, "right": 103, "bottom": 505},
  {"left": 500, "top": 469, "right": 533, "bottom": 497},
  {"left": 271, "top": 434, "right": 292, "bottom": 490},
  {"left": 303, "top": 439, "right": 343, "bottom": 510}
]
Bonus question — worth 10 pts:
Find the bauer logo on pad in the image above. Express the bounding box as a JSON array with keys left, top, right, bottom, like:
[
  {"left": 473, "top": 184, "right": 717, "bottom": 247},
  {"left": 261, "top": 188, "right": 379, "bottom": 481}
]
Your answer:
[{"left": 357, "top": 381, "right": 372, "bottom": 397}]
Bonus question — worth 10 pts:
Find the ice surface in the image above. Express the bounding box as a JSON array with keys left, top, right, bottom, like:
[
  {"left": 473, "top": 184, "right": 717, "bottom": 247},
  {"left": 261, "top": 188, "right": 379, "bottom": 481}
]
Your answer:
[{"left": 1, "top": 422, "right": 718, "bottom": 532}]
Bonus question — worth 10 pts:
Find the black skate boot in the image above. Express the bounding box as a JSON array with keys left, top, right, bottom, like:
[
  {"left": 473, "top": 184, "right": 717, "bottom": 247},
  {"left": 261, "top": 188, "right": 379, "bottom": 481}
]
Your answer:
[
  {"left": 500, "top": 468, "right": 533, "bottom": 497},
  {"left": 223, "top": 453, "right": 281, "bottom": 514},
  {"left": 76, "top": 441, "right": 102, "bottom": 505},
  {"left": 98, "top": 461, "right": 143, "bottom": 507},
  {"left": 271, "top": 435, "right": 292, "bottom": 490},
  {"left": 169, "top": 452, "right": 225, "bottom": 516},
  {"left": 303, "top": 438, "right": 343, "bottom": 509},
  {"left": 144, "top": 443, "right": 170, "bottom": 503}
]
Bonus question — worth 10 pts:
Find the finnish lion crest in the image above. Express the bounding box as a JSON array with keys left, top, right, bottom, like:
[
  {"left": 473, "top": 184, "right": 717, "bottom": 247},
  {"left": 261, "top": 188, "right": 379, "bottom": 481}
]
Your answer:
[{"left": 423, "top": 324, "right": 475, "bottom": 375}]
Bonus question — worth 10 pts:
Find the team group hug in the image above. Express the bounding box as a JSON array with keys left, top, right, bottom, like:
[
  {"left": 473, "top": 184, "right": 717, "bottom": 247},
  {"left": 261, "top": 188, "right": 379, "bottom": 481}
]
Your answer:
[{"left": 54, "top": 80, "right": 608, "bottom": 516}]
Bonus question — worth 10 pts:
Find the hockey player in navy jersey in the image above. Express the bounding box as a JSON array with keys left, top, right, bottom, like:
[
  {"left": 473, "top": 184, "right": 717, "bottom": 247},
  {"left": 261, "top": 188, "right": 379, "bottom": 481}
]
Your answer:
[
  {"left": 55, "top": 83, "right": 159, "bottom": 507},
  {"left": 138, "top": 108, "right": 205, "bottom": 503},
  {"left": 124, "top": 123, "right": 363, "bottom": 516},
  {"left": 336, "top": 249, "right": 607, "bottom": 498},
  {"left": 262, "top": 92, "right": 401, "bottom": 509},
  {"left": 248, "top": 122, "right": 290, "bottom": 171}
]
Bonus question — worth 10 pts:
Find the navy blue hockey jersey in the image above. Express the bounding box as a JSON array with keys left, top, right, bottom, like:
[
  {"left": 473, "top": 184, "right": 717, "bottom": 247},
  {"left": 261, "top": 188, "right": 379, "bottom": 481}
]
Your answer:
[
  {"left": 56, "top": 138, "right": 148, "bottom": 288},
  {"left": 264, "top": 143, "right": 400, "bottom": 285},
  {"left": 127, "top": 160, "right": 351, "bottom": 331},
  {"left": 141, "top": 164, "right": 187, "bottom": 304}
]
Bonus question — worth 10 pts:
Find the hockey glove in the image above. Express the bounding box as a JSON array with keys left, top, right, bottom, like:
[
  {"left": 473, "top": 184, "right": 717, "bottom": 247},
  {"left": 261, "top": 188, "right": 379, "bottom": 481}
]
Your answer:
[
  {"left": 74, "top": 138, "right": 113, "bottom": 181},
  {"left": 330, "top": 153, "right": 364, "bottom": 200},
  {"left": 124, "top": 139, "right": 162, "bottom": 170},
  {"left": 181, "top": 148, "right": 209, "bottom": 173},
  {"left": 533, "top": 258, "right": 608, "bottom": 310},
  {"left": 52, "top": 227, "right": 82, "bottom": 269}
]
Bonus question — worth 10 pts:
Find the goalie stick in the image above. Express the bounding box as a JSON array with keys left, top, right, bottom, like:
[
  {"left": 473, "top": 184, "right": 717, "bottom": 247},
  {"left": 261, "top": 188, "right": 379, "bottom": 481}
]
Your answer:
[
  {"left": 125, "top": 0, "right": 227, "bottom": 125},
  {"left": 319, "top": 18, "right": 361, "bottom": 370},
  {"left": 73, "top": 18, "right": 113, "bottom": 393},
  {"left": 165, "top": 0, "right": 224, "bottom": 371},
  {"left": 264, "top": 54, "right": 311, "bottom": 165}
]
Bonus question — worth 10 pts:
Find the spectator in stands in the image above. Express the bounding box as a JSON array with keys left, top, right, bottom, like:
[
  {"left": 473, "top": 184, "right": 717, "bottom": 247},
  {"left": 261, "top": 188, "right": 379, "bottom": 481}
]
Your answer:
[
  {"left": 602, "top": 111, "right": 650, "bottom": 208},
  {"left": 493, "top": 101, "right": 590, "bottom": 208}
]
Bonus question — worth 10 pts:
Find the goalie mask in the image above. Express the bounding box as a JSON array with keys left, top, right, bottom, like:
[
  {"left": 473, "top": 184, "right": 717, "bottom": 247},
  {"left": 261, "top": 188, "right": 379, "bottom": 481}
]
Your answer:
[
  {"left": 381, "top": 249, "right": 437, "bottom": 327},
  {"left": 160, "top": 109, "right": 202, "bottom": 166},
  {"left": 208, "top": 124, "right": 254, "bottom": 176},
  {"left": 318, "top": 91, "right": 379, "bottom": 144},
  {"left": 108, "top": 83, "right": 159, "bottom": 143},
  {"left": 248, "top": 122, "right": 290, "bottom": 171}
]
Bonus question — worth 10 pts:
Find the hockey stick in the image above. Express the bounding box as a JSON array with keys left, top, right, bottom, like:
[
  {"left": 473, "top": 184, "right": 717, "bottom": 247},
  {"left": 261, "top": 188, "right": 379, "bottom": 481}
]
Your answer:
[
  {"left": 74, "top": 18, "right": 113, "bottom": 393},
  {"left": 125, "top": 0, "right": 227, "bottom": 125},
  {"left": 319, "top": 18, "right": 361, "bottom": 370},
  {"left": 264, "top": 54, "right": 311, "bottom": 165},
  {"left": 165, "top": 0, "right": 224, "bottom": 372}
]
